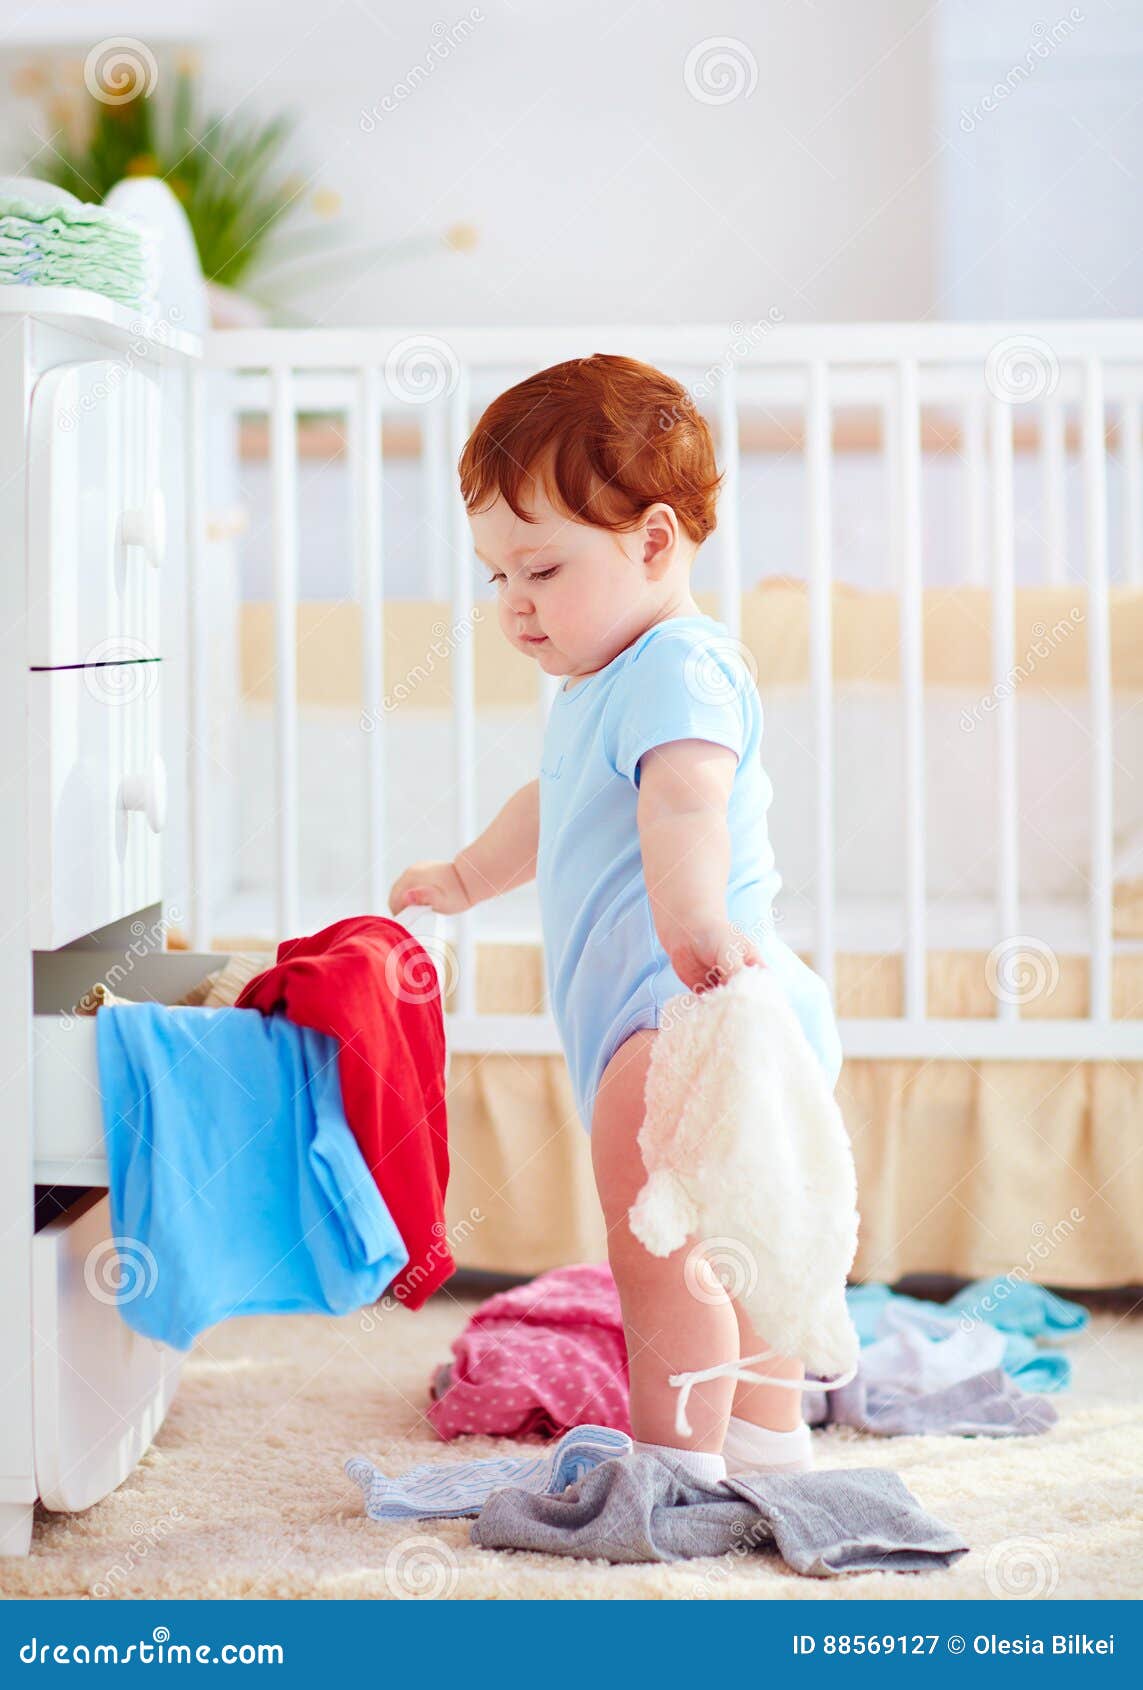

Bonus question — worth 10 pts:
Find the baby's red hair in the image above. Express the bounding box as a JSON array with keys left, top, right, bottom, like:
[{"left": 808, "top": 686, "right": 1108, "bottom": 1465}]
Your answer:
[{"left": 458, "top": 353, "right": 723, "bottom": 545}]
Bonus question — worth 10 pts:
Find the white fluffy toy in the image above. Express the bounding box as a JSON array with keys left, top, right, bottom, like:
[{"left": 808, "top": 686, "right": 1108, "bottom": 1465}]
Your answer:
[{"left": 627, "top": 963, "right": 861, "bottom": 1437}]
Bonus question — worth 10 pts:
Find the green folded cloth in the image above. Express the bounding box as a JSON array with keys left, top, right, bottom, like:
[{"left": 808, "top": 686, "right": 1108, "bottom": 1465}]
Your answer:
[{"left": 0, "top": 192, "right": 158, "bottom": 310}]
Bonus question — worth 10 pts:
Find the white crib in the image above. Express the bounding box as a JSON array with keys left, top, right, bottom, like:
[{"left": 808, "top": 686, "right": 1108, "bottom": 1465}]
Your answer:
[{"left": 195, "top": 322, "right": 1143, "bottom": 1062}]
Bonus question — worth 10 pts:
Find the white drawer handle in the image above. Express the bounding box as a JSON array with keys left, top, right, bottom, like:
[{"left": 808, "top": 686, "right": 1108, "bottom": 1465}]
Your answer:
[
  {"left": 120, "top": 489, "right": 167, "bottom": 569},
  {"left": 118, "top": 755, "right": 167, "bottom": 834}
]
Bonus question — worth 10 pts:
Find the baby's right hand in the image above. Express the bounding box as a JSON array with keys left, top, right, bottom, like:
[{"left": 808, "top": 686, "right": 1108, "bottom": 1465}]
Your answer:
[{"left": 388, "top": 860, "right": 472, "bottom": 917}]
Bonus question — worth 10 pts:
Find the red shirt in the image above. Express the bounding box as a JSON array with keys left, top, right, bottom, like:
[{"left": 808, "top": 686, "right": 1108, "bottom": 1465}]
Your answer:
[{"left": 236, "top": 916, "right": 453, "bottom": 1307}]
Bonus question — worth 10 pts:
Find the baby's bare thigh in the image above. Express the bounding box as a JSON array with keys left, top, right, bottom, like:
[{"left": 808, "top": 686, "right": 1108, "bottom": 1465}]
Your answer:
[
  {"left": 590, "top": 1029, "right": 725, "bottom": 1303},
  {"left": 589, "top": 1028, "right": 659, "bottom": 1229}
]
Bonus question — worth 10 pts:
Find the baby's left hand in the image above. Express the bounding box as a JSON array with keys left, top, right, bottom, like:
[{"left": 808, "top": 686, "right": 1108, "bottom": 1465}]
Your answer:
[{"left": 667, "top": 921, "right": 765, "bottom": 995}]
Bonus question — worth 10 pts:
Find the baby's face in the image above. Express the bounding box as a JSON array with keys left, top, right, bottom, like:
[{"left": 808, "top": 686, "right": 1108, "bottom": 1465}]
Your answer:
[{"left": 469, "top": 487, "right": 657, "bottom": 681}]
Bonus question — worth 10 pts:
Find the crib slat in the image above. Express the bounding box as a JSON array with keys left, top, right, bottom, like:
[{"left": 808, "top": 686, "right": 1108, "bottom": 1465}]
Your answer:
[
  {"left": 716, "top": 364, "right": 742, "bottom": 639},
  {"left": 537, "top": 666, "right": 560, "bottom": 1017},
  {"left": 423, "top": 398, "right": 450, "bottom": 600},
  {"left": 1123, "top": 398, "right": 1142, "bottom": 586},
  {"left": 1083, "top": 356, "right": 1114, "bottom": 1023},
  {"left": 269, "top": 364, "right": 301, "bottom": 939},
  {"left": 895, "top": 359, "right": 927, "bottom": 1021},
  {"left": 963, "top": 396, "right": 987, "bottom": 585},
  {"left": 353, "top": 365, "right": 387, "bottom": 914},
  {"left": 805, "top": 360, "right": 836, "bottom": 996},
  {"left": 990, "top": 393, "right": 1020, "bottom": 1023},
  {"left": 1042, "top": 398, "right": 1067, "bottom": 585},
  {"left": 184, "top": 363, "right": 211, "bottom": 952},
  {"left": 449, "top": 369, "right": 477, "bottom": 1017}
]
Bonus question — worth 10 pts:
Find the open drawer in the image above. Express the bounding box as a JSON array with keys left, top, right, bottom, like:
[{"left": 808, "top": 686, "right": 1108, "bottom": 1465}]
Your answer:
[{"left": 33, "top": 946, "right": 241, "bottom": 1186}]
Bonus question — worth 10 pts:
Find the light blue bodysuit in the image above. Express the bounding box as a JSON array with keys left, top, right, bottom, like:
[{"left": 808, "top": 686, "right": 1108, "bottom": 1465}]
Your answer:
[{"left": 536, "top": 614, "right": 843, "bottom": 1133}]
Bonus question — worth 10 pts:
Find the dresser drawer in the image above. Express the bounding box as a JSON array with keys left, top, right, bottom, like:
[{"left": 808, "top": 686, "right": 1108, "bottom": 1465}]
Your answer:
[
  {"left": 32, "top": 1190, "right": 183, "bottom": 1513},
  {"left": 28, "top": 360, "right": 165, "bottom": 668},
  {"left": 29, "top": 665, "right": 166, "bottom": 950},
  {"left": 32, "top": 949, "right": 243, "bottom": 1185}
]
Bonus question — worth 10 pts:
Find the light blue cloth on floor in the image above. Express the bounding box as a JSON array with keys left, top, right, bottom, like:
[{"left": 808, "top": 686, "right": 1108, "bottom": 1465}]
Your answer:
[
  {"left": 95, "top": 1003, "right": 409, "bottom": 1349},
  {"left": 346, "top": 1425, "right": 633, "bottom": 1522},
  {"left": 874, "top": 1300, "right": 1071, "bottom": 1393},
  {"left": 945, "top": 1276, "right": 1090, "bottom": 1340},
  {"left": 845, "top": 1283, "right": 1078, "bottom": 1392}
]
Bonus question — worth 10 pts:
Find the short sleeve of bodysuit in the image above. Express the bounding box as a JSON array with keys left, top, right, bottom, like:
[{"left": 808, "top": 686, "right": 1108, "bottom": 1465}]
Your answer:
[{"left": 606, "top": 624, "right": 750, "bottom": 789}]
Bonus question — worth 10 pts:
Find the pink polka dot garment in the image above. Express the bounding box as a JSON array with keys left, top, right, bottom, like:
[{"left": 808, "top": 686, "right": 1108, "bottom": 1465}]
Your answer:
[{"left": 427, "top": 1263, "right": 631, "bottom": 1441}]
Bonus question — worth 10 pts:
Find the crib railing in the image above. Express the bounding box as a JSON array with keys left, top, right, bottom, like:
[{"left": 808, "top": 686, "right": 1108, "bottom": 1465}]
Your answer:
[{"left": 192, "top": 323, "right": 1143, "bottom": 1060}]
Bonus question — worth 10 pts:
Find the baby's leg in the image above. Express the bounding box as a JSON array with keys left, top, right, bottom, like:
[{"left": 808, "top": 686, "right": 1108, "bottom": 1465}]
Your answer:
[
  {"left": 729, "top": 1301, "right": 805, "bottom": 1432},
  {"left": 721, "top": 1301, "right": 813, "bottom": 1471},
  {"left": 590, "top": 1028, "right": 739, "bottom": 1453}
]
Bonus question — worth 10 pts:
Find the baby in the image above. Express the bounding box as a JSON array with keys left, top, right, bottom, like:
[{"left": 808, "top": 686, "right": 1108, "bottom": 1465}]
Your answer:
[{"left": 390, "top": 353, "right": 842, "bottom": 1482}]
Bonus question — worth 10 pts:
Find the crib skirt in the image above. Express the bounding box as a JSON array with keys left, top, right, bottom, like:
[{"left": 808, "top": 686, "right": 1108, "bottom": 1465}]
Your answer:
[{"left": 443, "top": 943, "right": 1143, "bottom": 1288}]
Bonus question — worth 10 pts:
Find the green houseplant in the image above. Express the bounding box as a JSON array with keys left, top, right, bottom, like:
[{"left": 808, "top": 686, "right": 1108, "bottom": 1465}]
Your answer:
[{"left": 19, "top": 48, "right": 475, "bottom": 325}]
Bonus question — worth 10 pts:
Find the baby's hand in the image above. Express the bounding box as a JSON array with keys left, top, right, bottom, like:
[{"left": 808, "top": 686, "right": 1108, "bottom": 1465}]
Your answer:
[
  {"left": 667, "top": 920, "right": 765, "bottom": 995},
  {"left": 388, "top": 860, "right": 472, "bottom": 917}
]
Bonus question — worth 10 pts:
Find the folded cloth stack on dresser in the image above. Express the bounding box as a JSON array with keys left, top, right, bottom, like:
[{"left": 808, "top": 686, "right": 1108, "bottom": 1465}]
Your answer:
[
  {"left": 96, "top": 1004, "right": 410, "bottom": 1349},
  {"left": 235, "top": 915, "right": 454, "bottom": 1307},
  {"left": 0, "top": 191, "right": 159, "bottom": 310}
]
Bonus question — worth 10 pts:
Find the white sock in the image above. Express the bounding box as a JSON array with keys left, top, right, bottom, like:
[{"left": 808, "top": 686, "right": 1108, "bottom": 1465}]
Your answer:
[
  {"left": 721, "top": 1416, "right": 813, "bottom": 1476},
  {"left": 633, "top": 1439, "right": 727, "bottom": 1485}
]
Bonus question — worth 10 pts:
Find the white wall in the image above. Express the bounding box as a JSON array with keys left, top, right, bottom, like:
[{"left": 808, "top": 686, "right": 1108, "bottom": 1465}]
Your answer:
[
  {"left": 1, "top": 0, "right": 936, "bottom": 324},
  {"left": 936, "top": 0, "right": 1143, "bottom": 317},
  {"left": 6, "top": 1, "right": 1143, "bottom": 324}
]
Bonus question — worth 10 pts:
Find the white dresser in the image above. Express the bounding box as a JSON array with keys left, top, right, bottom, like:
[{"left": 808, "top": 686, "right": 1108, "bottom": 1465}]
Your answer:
[{"left": 0, "top": 289, "right": 227, "bottom": 1557}]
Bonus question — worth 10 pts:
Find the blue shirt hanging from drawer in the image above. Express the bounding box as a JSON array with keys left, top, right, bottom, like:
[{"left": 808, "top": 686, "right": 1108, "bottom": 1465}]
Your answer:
[{"left": 94, "top": 1003, "right": 410, "bottom": 1349}]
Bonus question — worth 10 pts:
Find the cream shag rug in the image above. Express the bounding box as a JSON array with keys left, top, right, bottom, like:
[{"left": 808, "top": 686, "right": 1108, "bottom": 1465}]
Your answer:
[{"left": 2, "top": 1289, "right": 1140, "bottom": 1600}]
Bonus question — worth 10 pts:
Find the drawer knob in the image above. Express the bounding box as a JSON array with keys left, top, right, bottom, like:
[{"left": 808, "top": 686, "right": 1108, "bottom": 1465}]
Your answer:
[
  {"left": 118, "top": 755, "right": 167, "bottom": 834},
  {"left": 120, "top": 490, "right": 167, "bottom": 569}
]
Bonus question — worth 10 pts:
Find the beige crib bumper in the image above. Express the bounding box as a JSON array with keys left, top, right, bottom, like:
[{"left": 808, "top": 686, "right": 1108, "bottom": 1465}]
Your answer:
[
  {"left": 159, "top": 934, "right": 1141, "bottom": 1290},
  {"left": 238, "top": 582, "right": 1143, "bottom": 712},
  {"left": 440, "top": 943, "right": 1143, "bottom": 1290}
]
